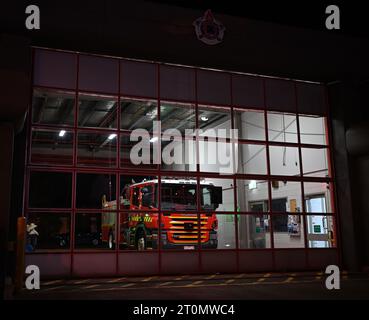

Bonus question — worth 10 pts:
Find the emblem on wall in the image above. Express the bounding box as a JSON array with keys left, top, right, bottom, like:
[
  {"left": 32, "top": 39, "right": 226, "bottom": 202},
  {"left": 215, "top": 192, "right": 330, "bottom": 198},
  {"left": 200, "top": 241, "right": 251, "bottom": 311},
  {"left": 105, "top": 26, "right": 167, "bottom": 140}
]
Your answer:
[{"left": 193, "top": 9, "right": 225, "bottom": 45}]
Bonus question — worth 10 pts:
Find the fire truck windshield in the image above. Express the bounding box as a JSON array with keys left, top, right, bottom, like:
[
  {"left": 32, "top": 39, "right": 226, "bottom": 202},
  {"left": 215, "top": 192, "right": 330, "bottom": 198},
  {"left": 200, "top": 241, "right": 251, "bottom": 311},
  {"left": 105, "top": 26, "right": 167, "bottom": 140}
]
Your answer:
[{"left": 161, "top": 184, "right": 221, "bottom": 211}]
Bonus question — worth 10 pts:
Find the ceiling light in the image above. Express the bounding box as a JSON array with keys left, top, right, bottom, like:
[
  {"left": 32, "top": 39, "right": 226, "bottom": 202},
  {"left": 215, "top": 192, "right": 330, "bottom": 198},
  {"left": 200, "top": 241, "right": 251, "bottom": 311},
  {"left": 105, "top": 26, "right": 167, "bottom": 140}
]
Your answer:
[
  {"left": 108, "top": 133, "right": 117, "bottom": 140},
  {"left": 200, "top": 116, "right": 209, "bottom": 122},
  {"left": 249, "top": 180, "right": 257, "bottom": 190},
  {"left": 150, "top": 136, "right": 158, "bottom": 143},
  {"left": 59, "top": 130, "right": 66, "bottom": 137}
]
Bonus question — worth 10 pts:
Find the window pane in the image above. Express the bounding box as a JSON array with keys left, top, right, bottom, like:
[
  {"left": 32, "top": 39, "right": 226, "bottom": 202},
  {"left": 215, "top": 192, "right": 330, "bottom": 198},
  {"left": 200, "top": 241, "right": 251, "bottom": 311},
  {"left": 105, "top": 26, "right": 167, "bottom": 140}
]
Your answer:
[
  {"left": 32, "top": 89, "right": 75, "bottom": 126},
  {"left": 307, "top": 215, "right": 336, "bottom": 248},
  {"left": 202, "top": 214, "right": 235, "bottom": 250},
  {"left": 237, "top": 143, "right": 267, "bottom": 175},
  {"left": 265, "top": 79, "right": 295, "bottom": 112},
  {"left": 271, "top": 181, "right": 302, "bottom": 213},
  {"left": 79, "top": 55, "right": 119, "bottom": 94},
  {"left": 296, "top": 83, "right": 326, "bottom": 115},
  {"left": 77, "top": 132, "right": 117, "bottom": 167},
  {"left": 161, "top": 135, "right": 197, "bottom": 172},
  {"left": 199, "top": 141, "right": 235, "bottom": 174},
  {"left": 29, "top": 171, "right": 72, "bottom": 208},
  {"left": 299, "top": 115, "right": 327, "bottom": 145},
  {"left": 234, "top": 109, "right": 265, "bottom": 141},
  {"left": 76, "top": 173, "right": 116, "bottom": 209},
  {"left": 273, "top": 215, "right": 305, "bottom": 248},
  {"left": 33, "top": 50, "right": 76, "bottom": 89},
  {"left": 161, "top": 213, "right": 201, "bottom": 250},
  {"left": 78, "top": 95, "right": 118, "bottom": 129},
  {"left": 232, "top": 75, "right": 264, "bottom": 109},
  {"left": 119, "top": 212, "right": 158, "bottom": 250},
  {"left": 121, "top": 98, "right": 157, "bottom": 131},
  {"left": 304, "top": 182, "right": 333, "bottom": 213},
  {"left": 236, "top": 179, "right": 269, "bottom": 212},
  {"left": 75, "top": 212, "right": 116, "bottom": 250},
  {"left": 198, "top": 105, "right": 232, "bottom": 134},
  {"left": 238, "top": 214, "right": 271, "bottom": 249},
  {"left": 269, "top": 146, "right": 300, "bottom": 176},
  {"left": 161, "top": 102, "right": 196, "bottom": 133},
  {"left": 267, "top": 112, "right": 298, "bottom": 143},
  {"left": 31, "top": 128, "right": 73, "bottom": 165},
  {"left": 119, "top": 175, "right": 158, "bottom": 210},
  {"left": 197, "top": 70, "right": 231, "bottom": 105},
  {"left": 160, "top": 177, "right": 197, "bottom": 211},
  {"left": 301, "top": 147, "right": 329, "bottom": 177},
  {"left": 26, "top": 212, "right": 70, "bottom": 251},
  {"left": 120, "top": 133, "right": 158, "bottom": 170},
  {"left": 120, "top": 60, "right": 157, "bottom": 98},
  {"left": 200, "top": 178, "right": 235, "bottom": 212},
  {"left": 160, "top": 65, "right": 195, "bottom": 101}
]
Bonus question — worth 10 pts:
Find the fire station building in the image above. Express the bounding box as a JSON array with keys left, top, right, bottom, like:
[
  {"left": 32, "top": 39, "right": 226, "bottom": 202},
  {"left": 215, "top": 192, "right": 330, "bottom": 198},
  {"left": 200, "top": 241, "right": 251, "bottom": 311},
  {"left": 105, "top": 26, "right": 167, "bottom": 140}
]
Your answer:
[{"left": 1, "top": 1, "right": 369, "bottom": 286}]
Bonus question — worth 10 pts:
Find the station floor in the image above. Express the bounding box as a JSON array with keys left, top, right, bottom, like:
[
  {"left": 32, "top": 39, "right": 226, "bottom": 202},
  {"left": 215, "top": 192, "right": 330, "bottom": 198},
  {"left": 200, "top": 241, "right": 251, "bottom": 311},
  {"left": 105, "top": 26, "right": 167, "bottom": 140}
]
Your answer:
[{"left": 13, "top": 271, "right": 369, "bottom": 300}]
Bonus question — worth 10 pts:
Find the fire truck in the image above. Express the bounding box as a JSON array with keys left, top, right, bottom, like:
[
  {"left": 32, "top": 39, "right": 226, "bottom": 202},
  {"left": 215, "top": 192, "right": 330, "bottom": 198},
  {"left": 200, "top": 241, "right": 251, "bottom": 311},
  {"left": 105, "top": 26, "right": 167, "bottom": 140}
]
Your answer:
[{"left": 101, "top": 179, "right": 222, "bottom": 250}]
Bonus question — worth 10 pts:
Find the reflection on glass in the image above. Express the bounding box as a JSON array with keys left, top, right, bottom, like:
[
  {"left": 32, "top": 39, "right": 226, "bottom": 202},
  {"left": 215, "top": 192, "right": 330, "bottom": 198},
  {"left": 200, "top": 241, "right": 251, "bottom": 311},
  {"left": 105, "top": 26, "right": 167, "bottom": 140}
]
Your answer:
[
  {"left": 203, "top": 214, "right": 235, "bottom": 249},
  {"left": 273, "top": 215, "right": 305, "bottom": 248},
  {"left": 238, "top": 214, "right": 271, "bottom": 249},
  {"left": 78, "top": 95, "right": 117, "bottom": 128},
  {"left": 26, "top": 212, "right": 70, "bottom": 251}
]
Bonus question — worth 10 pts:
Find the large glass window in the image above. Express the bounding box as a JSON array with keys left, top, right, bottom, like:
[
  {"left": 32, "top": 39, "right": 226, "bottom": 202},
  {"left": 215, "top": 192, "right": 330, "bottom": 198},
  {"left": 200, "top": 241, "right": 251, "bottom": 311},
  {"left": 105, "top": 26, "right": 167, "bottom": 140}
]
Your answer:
[{"left": 27, "top": 49, "right": 337, "bottom": 274}]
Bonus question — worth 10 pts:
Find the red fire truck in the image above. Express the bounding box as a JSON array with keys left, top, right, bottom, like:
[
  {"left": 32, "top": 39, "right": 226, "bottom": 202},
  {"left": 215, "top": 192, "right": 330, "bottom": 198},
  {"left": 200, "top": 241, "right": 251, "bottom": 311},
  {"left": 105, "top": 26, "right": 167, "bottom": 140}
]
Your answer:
[{"left": 102, "top": 179, "right": 222, "bottom": 250}]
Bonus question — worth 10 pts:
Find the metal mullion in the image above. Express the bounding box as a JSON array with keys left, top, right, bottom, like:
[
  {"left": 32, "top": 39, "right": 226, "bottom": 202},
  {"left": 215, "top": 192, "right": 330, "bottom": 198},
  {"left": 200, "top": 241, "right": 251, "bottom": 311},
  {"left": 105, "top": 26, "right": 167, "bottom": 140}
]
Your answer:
[
  {"left": 194, "top": 68, "right": 203, "bottom": 273},
  {"left": 263, "top": 79, "right": 276, "bottom": 271},
  {"left": 71, "top": 52, "right": 80, "bottom": 276},
  {"left": 156, "top": 63, "right": 163, "bottom": 274},
  {"left": 323, "top": 85, "right": 341, "bottom": 259},
  {"left": 230, "top": 74, "right": 240, "bottom": 272},
  {"left": 115, "top": 60, "right": 122, "bottom": 275},
  {"left": 294, "top": 82, "right": 310, "bottom": 269}
]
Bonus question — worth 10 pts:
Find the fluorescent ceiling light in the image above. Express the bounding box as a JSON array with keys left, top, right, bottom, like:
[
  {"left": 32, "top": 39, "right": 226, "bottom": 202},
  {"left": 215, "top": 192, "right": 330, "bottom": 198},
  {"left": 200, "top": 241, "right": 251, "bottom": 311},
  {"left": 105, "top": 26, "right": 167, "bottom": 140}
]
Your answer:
[
  {"left": 249, "top": 180, "right": 257, "bottom": 190},
  {"left": 59, "top": 130, "right": 66, "bottom": 137},
  {"left": 200, "top": 116, "right": 209, "bottom": 122},
  {"left": 108, "top": 133, "right": 117, "bottom": 140}
]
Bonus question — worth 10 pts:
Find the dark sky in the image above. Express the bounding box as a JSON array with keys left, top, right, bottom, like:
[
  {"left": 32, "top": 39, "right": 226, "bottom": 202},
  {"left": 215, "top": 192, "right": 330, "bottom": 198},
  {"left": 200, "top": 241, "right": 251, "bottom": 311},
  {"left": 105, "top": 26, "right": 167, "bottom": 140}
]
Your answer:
[{"left": 150, "top": 0, "right": 369, "bottom": 39}]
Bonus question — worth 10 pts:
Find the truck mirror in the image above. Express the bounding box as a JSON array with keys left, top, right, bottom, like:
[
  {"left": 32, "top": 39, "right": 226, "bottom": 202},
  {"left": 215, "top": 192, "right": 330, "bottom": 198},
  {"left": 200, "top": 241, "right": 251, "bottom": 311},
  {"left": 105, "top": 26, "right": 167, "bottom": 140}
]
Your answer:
[
  {"left": 142, "top": 193, "right": 153, "bottom": 207},
  {"left": 211, "top": 186, "right": 223, "bottom": 208}
]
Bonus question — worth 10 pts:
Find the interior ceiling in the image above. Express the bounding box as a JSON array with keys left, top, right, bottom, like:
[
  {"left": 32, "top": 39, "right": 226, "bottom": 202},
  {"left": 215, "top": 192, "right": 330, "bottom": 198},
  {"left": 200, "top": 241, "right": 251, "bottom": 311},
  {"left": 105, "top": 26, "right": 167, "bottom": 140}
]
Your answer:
[{"left": 32, "top": 93, "right": 229, "bottom": 150}]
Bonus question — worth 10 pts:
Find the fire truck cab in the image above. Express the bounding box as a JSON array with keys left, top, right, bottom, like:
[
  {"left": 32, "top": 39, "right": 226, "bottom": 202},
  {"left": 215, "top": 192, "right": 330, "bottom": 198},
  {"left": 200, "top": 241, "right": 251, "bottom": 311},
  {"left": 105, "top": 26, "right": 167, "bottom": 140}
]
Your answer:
[{"left": 102, "top": 179, "right": 222, "bottom": 250}]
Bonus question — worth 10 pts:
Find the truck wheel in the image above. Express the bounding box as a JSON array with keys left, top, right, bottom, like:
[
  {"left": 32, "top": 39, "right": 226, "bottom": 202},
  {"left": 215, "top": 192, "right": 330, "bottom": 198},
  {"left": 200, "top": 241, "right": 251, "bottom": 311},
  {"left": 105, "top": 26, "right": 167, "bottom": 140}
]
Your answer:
[
  {"left": 136, "top": 232, "right": 146, "bottom": 251},
  {"left": 108, "top": 233, "right": 114, "bottom": 249}
]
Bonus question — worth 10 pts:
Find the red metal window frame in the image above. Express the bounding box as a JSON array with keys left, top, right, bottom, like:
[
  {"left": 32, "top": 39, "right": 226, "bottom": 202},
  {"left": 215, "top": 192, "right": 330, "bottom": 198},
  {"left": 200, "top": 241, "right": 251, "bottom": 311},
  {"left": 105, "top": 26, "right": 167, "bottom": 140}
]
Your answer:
[{"left": 23, "top": 47, "right": 341, "bottom": 276}]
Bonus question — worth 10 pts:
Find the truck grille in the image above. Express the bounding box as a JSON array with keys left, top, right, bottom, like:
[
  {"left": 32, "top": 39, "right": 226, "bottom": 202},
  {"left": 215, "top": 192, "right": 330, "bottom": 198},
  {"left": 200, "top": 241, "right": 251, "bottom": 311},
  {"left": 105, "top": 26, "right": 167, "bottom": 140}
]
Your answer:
[{"left": 168, "top": 215, "right": 208, "bottom": 244}]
